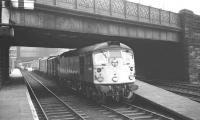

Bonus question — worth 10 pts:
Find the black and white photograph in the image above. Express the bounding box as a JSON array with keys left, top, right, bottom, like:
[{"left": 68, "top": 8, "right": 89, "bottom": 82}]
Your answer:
[{"left": 0, "top": 0, "right": 200, "bottom": 120}]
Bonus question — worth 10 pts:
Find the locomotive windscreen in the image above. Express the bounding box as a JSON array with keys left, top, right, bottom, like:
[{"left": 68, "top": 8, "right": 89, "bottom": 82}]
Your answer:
[
  {"left": 109, "top": 50, "right": 122, "bottom": 58},
  {"left": 93, "top": 52, "right": 108, "bottom": 65},
  {"left": 93, "top": 50, "right": 124, "bottom": 65},
  {"left": 122, "top": 50, "right": 134, "bottom": 64}
]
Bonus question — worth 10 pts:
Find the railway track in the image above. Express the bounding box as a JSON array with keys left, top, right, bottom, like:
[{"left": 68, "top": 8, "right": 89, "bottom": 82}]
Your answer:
[
  {"left": 23, "top": 71, "right": 176, "bottom": 120},
  {"left": 99, "top": 103, "right": 174, "bottom": 120},
  {"left": 153, "top": 82, "right": 200, "bottom": 92},
  {"left": 150, "top": 82, "right": 200, "bottom": 102},
  {"left": 22, "top": 71, "right": 89, "bottom": 120},
  {"left": 157, "top": 86, "right": 200, "bottom": 102}
]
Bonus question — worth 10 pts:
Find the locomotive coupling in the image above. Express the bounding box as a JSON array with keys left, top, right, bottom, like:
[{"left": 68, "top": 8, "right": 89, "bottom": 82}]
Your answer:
[{"left": 125, "top": 83, "right": 139, "bottom": 100}]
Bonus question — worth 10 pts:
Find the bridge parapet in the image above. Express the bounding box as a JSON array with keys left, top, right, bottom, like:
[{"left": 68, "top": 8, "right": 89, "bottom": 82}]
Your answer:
[
  {"left": 9, "top": 0, "right": 181, "bottom": 29},
  {"left": 36, "top": 0, "right": 180, "bottom": 28}
]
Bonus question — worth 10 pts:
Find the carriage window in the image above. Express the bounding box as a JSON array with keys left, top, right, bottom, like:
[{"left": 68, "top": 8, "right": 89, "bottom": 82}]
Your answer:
[{"left": 93, "top": 52, "right": 108, "bottom": 65}]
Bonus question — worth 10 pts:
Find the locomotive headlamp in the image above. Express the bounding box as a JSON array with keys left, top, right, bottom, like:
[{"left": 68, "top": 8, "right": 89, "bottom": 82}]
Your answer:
[
  {"left": 97, "top": 68, "right": 101, "bottom": 73},
  {"left": 97, "top": 76, "right": 104, "bottom": 82},
  {"left": 129, "top": 75, "right": 134, "bottom": 80},
  {"left": 130, "top": 67, "right": 133, "bottom": 71},
  {"left": 112, "top": 76, "right": 118, "bottom": 82}
]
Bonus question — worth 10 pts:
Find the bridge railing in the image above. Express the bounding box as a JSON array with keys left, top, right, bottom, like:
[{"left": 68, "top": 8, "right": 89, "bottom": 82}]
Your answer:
[{"left": 14, "top": 0, "right": 181, "bottom": 29}]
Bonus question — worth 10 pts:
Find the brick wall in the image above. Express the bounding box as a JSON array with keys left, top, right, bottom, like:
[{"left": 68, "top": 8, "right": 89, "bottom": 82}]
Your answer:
[{"left": 180, "top": 10, "right": 200, "bottom": 84}]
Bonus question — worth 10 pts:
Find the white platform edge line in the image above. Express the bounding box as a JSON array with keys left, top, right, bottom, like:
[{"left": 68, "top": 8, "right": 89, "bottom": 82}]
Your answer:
[{"left": 26, "top": 90, "right": 39, "bottom": 120}]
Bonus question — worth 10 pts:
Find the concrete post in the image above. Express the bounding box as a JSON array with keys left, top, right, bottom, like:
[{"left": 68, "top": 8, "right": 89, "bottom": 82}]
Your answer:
[{"left": 179, "top": 9, "right": 200, "bottom": 84}]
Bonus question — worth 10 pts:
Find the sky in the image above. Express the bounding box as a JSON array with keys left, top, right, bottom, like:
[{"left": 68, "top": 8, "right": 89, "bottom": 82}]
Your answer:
[{"left": 127, "top": 0, "right": 200, "bottom": 15}]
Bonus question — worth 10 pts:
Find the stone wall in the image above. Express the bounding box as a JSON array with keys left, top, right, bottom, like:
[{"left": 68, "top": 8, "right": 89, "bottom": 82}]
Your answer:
[{"left": 180, "top": 10, "right": 200, "bottom": 84}]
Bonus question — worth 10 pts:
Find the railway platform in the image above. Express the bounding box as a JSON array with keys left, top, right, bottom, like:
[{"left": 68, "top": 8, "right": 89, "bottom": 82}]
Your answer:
[
  {"left": 135, "top": 80, "right": 200, "bottom": 120},
  {"left": 0, "top": 69, "right": 34, "bottom": 120}
]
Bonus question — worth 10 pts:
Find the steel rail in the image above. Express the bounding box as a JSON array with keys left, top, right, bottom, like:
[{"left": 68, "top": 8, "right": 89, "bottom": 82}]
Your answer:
[
  {"left": 123, "top": 102, "right": 174, "bottom": 120},
  {"left": 158, "top": 83, "right": 200, "bottom": 92},
  {"left": 160, "top": 86, "right": 200, "bottom": 102},
  {"left": 152, "top": 82, "right": 200, "bottom": 90},
  {"left": 27, "top": 72, "right": 87, "bottom": 120},
  {"left": 22, "top": 72, "right": 49, "bottom": 120},
  {"left": 31, "top": 71, "right": 176, "bottom": 120},
  {"left": 150, "top": 82, "right": 200, "bottom": 103},
  {"left": 101, "top": 104, "right": 133, "bottom": 120},
  {"left": 24, "top": 71, "right": 87, "bottom": 120},
  {"left": 101, "top": 103, "right": 174, "bottom": 120}
]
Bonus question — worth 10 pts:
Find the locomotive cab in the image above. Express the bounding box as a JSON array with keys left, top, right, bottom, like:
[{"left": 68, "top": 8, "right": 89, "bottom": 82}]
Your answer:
[
  {"left": 92, "top": 43, "right": 138, "bottom": 102},
  {"left": 93, "top": 49, "right": 135, "bottom": 84}
]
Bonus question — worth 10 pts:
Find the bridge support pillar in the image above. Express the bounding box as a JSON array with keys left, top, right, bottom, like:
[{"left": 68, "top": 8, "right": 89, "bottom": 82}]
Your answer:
[
  {"left": 0, "top": 43, "right": 9, "bottom": 88},
  {"left": 0, "top": 27, "right": 12, "bottom": 88},
  {"left": 180, "top": 10, "right": 200, "bottom": 84}
]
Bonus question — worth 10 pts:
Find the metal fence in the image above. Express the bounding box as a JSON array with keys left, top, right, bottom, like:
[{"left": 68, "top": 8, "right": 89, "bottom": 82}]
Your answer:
[{"left": 35, "top": 0, "right": 181, "bottom": 28}]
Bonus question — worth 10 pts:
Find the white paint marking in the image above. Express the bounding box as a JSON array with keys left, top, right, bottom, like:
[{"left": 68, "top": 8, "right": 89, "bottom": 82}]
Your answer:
[{"left": 26, "top": 91, "right": 39, "bottom": 120}]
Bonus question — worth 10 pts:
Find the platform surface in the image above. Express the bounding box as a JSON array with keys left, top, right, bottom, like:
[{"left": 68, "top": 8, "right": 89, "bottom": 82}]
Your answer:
[
  {"left": 135, "top": 80, "right": 200, "bottom": 120},
  {"left": 0, "top": 73, "right": 34, "bottom": 120}
]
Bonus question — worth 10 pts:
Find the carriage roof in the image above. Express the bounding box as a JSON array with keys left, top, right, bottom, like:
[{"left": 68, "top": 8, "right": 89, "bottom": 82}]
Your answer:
[
  {"left": 47, "top": 56, "right": 56, "bottom": 60},
  {"left": 59, "top": 41, "right": 131, "bottom": 57},
  {"left": 40, "top": 57, "right": 48, "bottom": 61}
]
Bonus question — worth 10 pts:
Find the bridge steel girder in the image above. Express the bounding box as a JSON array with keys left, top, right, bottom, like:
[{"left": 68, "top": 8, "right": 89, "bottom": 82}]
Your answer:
[{"left": 8, "top": 7, "right": 181, "bottom": 43}]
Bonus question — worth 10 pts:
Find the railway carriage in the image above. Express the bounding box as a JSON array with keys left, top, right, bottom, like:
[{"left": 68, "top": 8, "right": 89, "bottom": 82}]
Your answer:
[
  {"left": 51, "top": 56, "right": 58, "bottom": 77},
  {"left": 58, "top": 51, "right": 80, "bottom": 88},
  {"left": 31, "top": 59, "right": 40, "bottom": 71},
  {"left": 39, "top": 57, "right": 48, "bottom": 74},
  {"left": 47, "top": 56, "right": 56, "bottom": 76},
  {"left": 57, "top": 41, "right": 138, "bottom": 102}
]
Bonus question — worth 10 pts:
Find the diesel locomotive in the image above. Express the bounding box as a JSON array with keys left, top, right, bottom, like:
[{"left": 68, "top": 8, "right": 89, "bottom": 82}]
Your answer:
[{"left": 30, "top": 41, "right": 138, "bottom": 103}]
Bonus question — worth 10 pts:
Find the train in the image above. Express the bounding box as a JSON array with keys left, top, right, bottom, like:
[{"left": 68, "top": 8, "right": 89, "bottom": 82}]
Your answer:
[{"left": 27, "top": 41, "right": 138, "bottom": 103}]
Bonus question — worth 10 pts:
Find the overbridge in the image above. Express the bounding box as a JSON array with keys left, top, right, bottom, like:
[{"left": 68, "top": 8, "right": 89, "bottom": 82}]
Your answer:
[{"left": 0, "top": 0, "right": 200, "bottom": 87}]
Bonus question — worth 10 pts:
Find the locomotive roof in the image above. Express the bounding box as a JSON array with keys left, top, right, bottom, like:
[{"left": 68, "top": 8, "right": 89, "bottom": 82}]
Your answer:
[{"left": 59, "top": 41, "right": 131, "bottom": 57}]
